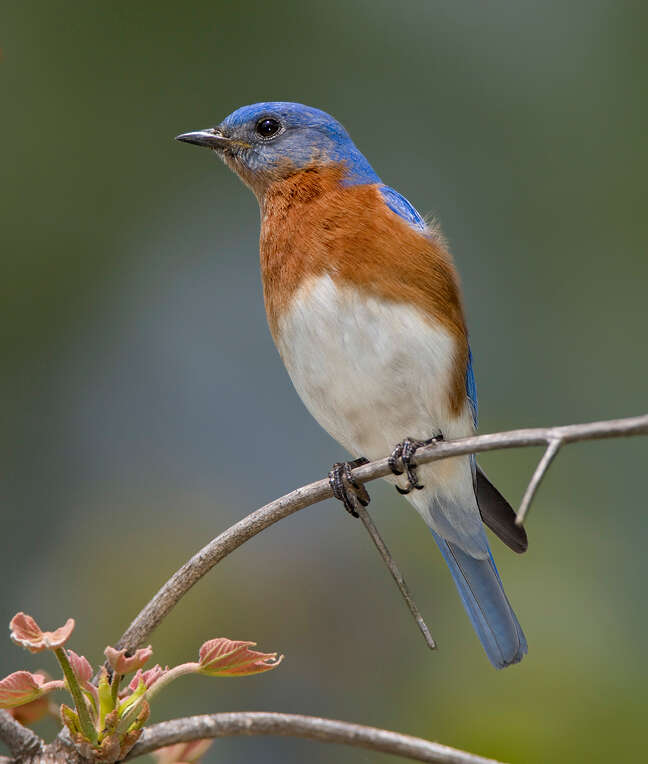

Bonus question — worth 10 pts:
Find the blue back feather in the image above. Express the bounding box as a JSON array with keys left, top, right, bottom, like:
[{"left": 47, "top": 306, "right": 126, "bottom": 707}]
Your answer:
[{"left": 378, "top": 186, "right": 427, "bottom": 230}]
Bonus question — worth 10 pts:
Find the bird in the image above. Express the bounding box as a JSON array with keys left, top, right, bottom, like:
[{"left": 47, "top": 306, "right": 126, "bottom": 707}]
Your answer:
[{"left": 176, "top": 102, "right": 528, "bottom": 669}]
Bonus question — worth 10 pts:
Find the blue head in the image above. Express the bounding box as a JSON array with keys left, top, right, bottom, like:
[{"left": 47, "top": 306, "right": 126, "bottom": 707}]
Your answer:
[{"left": 176, "top": 102, "right": 380, "bottom": 197}]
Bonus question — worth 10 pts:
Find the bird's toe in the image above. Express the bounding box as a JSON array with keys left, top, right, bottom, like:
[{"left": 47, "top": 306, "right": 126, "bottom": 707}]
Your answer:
[{"left": 328, "top": 457, "right": 370, "bottom": 517}]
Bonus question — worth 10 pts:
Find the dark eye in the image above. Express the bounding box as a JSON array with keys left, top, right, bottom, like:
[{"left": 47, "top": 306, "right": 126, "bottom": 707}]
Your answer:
[{"left": 255, "top": 117, "right": 281, "bottom": 138}]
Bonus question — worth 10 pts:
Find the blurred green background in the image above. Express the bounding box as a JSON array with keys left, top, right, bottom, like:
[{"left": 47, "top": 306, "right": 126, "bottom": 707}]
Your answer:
[{"left": 2, "top": 1, "right": 647, "bottom": 762}]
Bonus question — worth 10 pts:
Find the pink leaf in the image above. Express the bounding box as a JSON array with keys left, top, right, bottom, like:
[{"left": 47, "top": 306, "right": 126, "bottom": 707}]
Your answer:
[
  {"left": 0, "top": 670, "right": 64, "bottom": 708},
  {"left": 104, "top": 644, "right": 153, "bottom": 674},
  {"left": 67, "top": 650, "right": 93, "bottom": 689},
  {"left": 153, "top": 739, "right": 214, "bottom": 764},
  {"left": 198, "top": 638, "right": 283, "bottom": 677},
  {"left": 9, "top": 612, "right": 75, "bottom": 653},
  {"left": 128, "top": 664, "right": 168, "bottom": 692}
]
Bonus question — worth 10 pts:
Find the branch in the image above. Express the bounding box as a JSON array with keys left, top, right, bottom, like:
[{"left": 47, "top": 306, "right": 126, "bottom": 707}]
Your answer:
[
  {"left": 113, "top": 414, "right": 648, "bottom": 653},
  {"left": 515, "top": 438, "right": 561, "bottom": 526},
  {"left": 356, "top": 505, "right": 436, "bottom": 650},
  {"left": 0, "top": 710, "right": 42, "bottom": 758},
  {"left": 126, "top": 711, "right": 505, "bottom": 764}
]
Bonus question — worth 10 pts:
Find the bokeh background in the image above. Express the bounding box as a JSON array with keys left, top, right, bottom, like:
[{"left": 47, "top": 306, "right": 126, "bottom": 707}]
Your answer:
[{"left": 2, "top": 2, "right": 647, "bottom": 762}]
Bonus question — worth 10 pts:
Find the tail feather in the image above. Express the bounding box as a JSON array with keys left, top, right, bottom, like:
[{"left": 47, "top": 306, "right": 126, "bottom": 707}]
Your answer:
[
  {"left": 475, "top": 466, "right": 528, "bottom": 553},
  {"left": 431, "top": 529, "right": 527, "bottom": 669}
]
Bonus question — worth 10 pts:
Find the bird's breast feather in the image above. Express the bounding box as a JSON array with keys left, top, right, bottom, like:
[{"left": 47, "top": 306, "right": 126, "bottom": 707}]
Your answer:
[{"left": 260, "top": 165, "right": 470, "bottom": 414}]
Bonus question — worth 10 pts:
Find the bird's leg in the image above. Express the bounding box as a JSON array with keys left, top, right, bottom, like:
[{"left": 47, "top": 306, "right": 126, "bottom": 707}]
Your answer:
[
  {"left": 389, "top": 433, "right": 444, "bottom": 494},
  {"left": 328, "top": 457, "right": 370, "bottom": 517}
]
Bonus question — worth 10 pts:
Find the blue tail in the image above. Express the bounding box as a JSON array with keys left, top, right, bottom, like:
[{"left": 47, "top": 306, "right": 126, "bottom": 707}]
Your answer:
[{"left": 431, "top": 529, "right": 527, "bottom": 669}]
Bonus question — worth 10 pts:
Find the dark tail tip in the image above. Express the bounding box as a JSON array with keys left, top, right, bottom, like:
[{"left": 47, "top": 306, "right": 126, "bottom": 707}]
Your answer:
[{"left": 476, "top": 467, "right": 528, "bottom": 553}]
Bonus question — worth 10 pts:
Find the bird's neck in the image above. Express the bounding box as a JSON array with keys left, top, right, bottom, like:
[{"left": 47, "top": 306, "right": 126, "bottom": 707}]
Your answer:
[
  {"left": 259, "top": 165, "right": 347, "bottom": 337},
  {"left": 242, "top": 151, "right": 379, "bottom": 210}
]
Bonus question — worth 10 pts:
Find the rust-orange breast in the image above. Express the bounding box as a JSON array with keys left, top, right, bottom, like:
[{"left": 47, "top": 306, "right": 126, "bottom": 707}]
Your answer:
[{"left": 259, "top": 165, "right": 469, "bottom": 414}]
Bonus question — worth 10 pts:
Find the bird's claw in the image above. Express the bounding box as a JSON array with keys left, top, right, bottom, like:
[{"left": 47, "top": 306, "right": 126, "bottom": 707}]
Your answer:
[
  {"left": 328, "top": 457, "right": 370, "bottom": 517},
  {"left": 389, "top": 434, "right": 444, "bottom": 494}
]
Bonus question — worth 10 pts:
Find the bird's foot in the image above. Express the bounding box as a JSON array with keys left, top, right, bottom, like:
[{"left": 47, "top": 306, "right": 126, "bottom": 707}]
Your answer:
[
  {"left": 328, "top": 457, "right": 370, "bottom": 518},
  {"left": 388, "top": 434, "right": 444, "bottom": 494}
]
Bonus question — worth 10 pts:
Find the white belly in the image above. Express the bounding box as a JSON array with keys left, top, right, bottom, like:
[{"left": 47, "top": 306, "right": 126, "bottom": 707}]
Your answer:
[
  {"left": 275, "top": 275, "right": 484, "bottom": 553},
  {"left": 276, "top": 274, "right": 471, "bottom": 459}
]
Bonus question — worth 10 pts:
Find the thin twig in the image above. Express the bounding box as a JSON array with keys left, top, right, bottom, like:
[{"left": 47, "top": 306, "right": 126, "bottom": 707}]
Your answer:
[
  {"left": 0, "top": 710, "right": 42, "bottom": 758},
  {"left": 515, "top": 438, "right": 562, "bottom": 526},
  {"left": 111, "top": 414, "right": 648, "bottom": 656},
  {"left": 356, "top": 505, "right": 436, "bottom": 650},
  {"left": 126, "top": 711, "right": 505, "bottom": 763}
]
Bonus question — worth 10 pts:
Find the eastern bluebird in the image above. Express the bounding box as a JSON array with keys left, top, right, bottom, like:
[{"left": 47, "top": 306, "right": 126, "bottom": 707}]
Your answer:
[{"left": 177, "top": 102, "right": 527, "bottom": 668}]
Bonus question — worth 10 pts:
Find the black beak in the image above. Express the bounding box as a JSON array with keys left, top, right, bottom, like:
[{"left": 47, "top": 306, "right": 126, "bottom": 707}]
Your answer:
[{"left": 175, "top": 128, "right": 232, "bottom": 150}]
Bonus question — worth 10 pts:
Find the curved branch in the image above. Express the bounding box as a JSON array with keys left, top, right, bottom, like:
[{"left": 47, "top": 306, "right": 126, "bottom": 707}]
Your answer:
[
  {"left": 114, "top": 414, "right": 648, "bottom": 653},
  {"left": 515, "top": 438, "right": 562, "bottom": 526},
  {"left": 0, "top": 710, "right": 42, "bottom": 758},
  {"left": 126, "top": 711, "right": 505, "bottom": 764}
]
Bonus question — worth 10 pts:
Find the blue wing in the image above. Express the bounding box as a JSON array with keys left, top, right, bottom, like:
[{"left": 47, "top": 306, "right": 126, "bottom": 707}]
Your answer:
[
  {"left": 465, "top": 345, "right": 478, "bottom": 428},
  {"left": 379, "top": 185, "right": 427, "bottom": 231}
]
